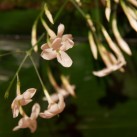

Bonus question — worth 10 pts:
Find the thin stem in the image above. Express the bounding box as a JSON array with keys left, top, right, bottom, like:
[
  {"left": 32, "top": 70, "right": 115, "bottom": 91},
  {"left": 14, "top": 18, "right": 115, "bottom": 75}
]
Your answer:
[
  {"left": 29, "top": 55, "right": 52, "bottom": 103},
  {"left": 4, "top": 54, "right": 28, "bottom": 98},
  {"left": 19, "top": 106, "right": 27, "bottom": 117},
  {"left": 0, "top": 50, "right": 25, "bottom": 57},
  {"left": 54, "top": 0, "right": 69, "bottom": 23},
  {"left": 69, "top": 0, "right": 86, "bottom": 19}
]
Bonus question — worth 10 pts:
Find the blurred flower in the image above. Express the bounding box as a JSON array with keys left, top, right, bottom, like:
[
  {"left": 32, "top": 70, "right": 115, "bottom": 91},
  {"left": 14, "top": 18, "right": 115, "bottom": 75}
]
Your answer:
[
  {"left": 13, "top": 103, "right": 40, "bottom": 133},
  {"left": 88, "top": 31, "right": 98, "bottom": 59},
  {"left": 121, "top": 0, "right": 137, "bottom": 32},
  {"left": 11, "top": 88, "right": 36, "bottom": 118},
  {"left": 44, "top": 3, "right": 54, "bottom": 24},
  {"left": 105, "top": 0, "right": 111, "bottom": 21},
  {"left": 31, "top": 20, "right": 38, "bottom": 52},
  {"left": 41, "top": 24, "right": 74, "bottom": 67},
  {"left": 40, "top": 94, "right": 65, "bottom": 119},
  {"left": 93, "top": 45, "right": 125, "bottom": 77},
  {"left": 61, "top": 75, "right": 75, "bottom": 97},
  {"left": 112, "top": 11, "right": 132, "bottom": 55}
]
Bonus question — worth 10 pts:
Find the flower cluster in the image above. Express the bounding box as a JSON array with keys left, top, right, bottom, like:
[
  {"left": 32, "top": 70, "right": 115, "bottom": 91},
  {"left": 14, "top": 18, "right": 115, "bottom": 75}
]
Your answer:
[
  {"left": 11, "top": 84, "right": 66, "bottom": 133},
  {"left": 11, "top": 22, "right": 75, "bottom": 133},
  {"left": 11, "top": 66, "right": 75, "bottom": 133},
  {"left": 86, "top": 0, "right": 136, "bottom": 77}
]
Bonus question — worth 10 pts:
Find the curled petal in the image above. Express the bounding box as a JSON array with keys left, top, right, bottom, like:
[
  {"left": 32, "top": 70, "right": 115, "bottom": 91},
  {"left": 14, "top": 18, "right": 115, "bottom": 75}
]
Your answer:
[
  {"left": 57, "top": 24, "right": 65, "bottom": 37},
  {"left": 41, "top": 49, "right": 57, "bottom": 60},
  {"left": 23, "top": 88, "right": 36, "bottom": 100},
  {"left": 31, "top": 103, "right": 40, "bottom": 119},
  {"left": 57, "top": 51, "right": 72, "bottom": 67},
  {"left": 12, "top": 102, "right": 20, "bottom": 118},
  {"left": 13, "top": 116, "right": 37, "bottom": 133},
  {"left": 40, "top": 94, "right": 65, "bottom": 119}
]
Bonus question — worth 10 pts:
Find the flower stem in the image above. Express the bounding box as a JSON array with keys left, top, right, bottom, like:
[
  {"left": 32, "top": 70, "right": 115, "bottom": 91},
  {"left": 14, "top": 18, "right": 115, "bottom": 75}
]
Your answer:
[
  {"left": 4, "top": 54, "right": 28, "bottom": 98},
  {"left": 69, "top": 0, "right": 86, "bottom": 19},
  {"left": 54, "top": 0, "right": 69, "bottom": 23},
  {"left": 29, "top": 55, "right": 52, "bottom": 103}
]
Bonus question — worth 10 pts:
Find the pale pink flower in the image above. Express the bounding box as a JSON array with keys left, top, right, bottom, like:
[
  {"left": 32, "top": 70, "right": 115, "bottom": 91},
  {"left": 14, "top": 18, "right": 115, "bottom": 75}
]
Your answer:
[
  {"left": 93, "top": 60, "right": 125, "bottom": 77},
  {"left": 11, "top": 88, "right": 36, "bottom": 118},
  {"left": 13, "top": 103, "right": 40, "bottom": 133},
  {"left": 41, "top": 24, "right": 74, "bottom": 67},
  {"left": 40, "top": 94, "right": 65, "bottom": 119},
  {"left": 43, "top": 88, "right": 69, "bottom": 102}
]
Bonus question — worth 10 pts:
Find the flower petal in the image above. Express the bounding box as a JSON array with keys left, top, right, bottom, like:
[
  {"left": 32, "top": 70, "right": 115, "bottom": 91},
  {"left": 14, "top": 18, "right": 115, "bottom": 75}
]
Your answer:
[
  {"left": 31, "top": 103, "right": 40, "bottom": 119},
  {"left": 23, "top": 88, "right": 36, "bottom": 100},
  {"left": 57, "top": 51, "right": 72, "bottom": 67},
  {"left": 61, "top": 39, "right": 74, "bottom": 51},
  {"left": 41, "top": 43, "right": 50, "bottom": 50},
  {"left": 52, "top": 38, "right": 62, "bottom": 50},
  {"left": 57, "top": 24, "right": 65, "bottom": 37},
  {"left": 41, "top": 49, "right": 57, "bottom": 60}
]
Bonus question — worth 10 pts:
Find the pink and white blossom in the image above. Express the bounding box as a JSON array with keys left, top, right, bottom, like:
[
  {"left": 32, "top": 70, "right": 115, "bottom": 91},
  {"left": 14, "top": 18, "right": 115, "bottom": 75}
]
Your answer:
[
  {"left": 11, "top": 88, "right": 36, "bottom": 118},
  {"left": 13, "top": 103, "right": 40, "bottom": 133},
  {"left": 40, "top": 94, "right": 65, "bottom": 119},
  {"left": 41, "top": 24, "right": 74, "bottom": 67}
]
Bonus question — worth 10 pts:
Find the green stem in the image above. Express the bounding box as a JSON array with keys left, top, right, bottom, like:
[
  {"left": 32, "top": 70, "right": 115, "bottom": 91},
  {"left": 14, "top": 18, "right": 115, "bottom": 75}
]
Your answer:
[
  {"left": 29, "top": 55, "right": 52, "bottom": 103},
  {"left": 4, "top": 32, "right": 45, "bottom": 98},
  {"left": 0, "top": 50, "right": 25, "bottom": 57},
  {"left": 69, "top": 0, "right": 86, "bottom": 19},
  {"left": 4, "top": 54, "right": 28, "bottom": 98},
  {"left": 54, "top": 0, "right": 69, "bottom": 23}
]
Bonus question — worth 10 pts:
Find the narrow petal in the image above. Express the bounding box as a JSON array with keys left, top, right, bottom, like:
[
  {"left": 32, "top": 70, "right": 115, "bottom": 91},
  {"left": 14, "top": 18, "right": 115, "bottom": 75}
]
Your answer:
[
  {"left": 57, "top": 51, "right": 72, "bottom": 67},
  {"left": 41, "top": 49, "right": 57, "bottom": 60},
  {"left": 31, "top": 103, "right": 40, "bottom": 119},
  {"left": 58, "top": 94, "right": 66, "bottom": 111},
  {"left": 112, "top": 13, "right": 132, "bottom": 55},
  {"left": 39, "top": 111, "right": 53, "bottom": 119},
  {"left": 23, "top": 88, "right": 36, "bottom": 100},
  {"left": 52, "top": 38, "right": 62, "bottom": 50},
  {"left": 41, "top": 43, "right": 50, "bottom": 50},
  {"left": 57, "top": 24, "right": 65, "bottom": 37},
  {"left": 93, "top": 67, "right": 113, "bottom": 77},
  {"left": 88, "top": 31, "right": 98, "bottom": 59}
]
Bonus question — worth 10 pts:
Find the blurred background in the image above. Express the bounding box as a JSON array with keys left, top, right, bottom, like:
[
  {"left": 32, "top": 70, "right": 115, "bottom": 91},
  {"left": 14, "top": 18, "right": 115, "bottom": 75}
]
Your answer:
[{"left": 0, "top": 0, "right": 137, "bottom": 137}]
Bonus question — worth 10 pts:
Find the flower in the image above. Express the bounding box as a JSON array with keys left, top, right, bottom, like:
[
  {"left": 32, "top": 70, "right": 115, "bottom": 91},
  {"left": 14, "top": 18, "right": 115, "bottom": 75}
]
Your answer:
[
  {"left": 13, "top": 103, "right": 40, "bottom": 133},
  {"left": 93, "top": 45, "right": 126, "bottom": 77},
  {"left": 11, "top": 88, "right": 36, "bottom": 118},
  {"left": 41, "top": 24, "right": 74, "bottom": 67},
  {"left": 40, "top": 94, "right": 65, "bottom": 119}
]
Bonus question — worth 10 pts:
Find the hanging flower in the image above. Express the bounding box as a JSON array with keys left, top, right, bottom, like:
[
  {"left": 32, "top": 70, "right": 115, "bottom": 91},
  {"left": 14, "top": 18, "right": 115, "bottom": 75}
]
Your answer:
[
  {"left": 11, "top": 88, "right": 36, "bottom": 118},
  {"left": 13, "top": 103, "right": 40, "bottom": 133},
  {"left": 40, "top": 94, "right": 65, "bottom": 119},
  {"left": 41, "top": 24, "right": 74, "bottom": 67}
]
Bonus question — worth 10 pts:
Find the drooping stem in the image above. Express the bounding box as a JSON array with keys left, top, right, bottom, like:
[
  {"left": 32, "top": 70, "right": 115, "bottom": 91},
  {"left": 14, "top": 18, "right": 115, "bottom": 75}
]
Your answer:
[
  {"left": 4, "top": 54, "right": 28, "bottom": 98},
  {"left": 54, "top": 0, "right": 69, "bottom": 23},
  {"left": 29, "top": 55, "right": 52, "bottom": 103},
  {"left": 69, "top": 0, "right": 86, "bottom": 19}
]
